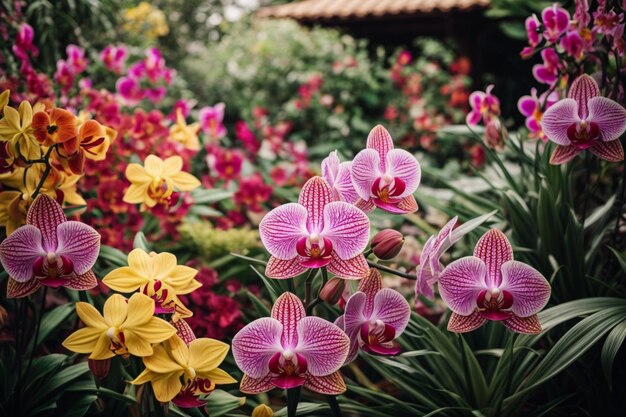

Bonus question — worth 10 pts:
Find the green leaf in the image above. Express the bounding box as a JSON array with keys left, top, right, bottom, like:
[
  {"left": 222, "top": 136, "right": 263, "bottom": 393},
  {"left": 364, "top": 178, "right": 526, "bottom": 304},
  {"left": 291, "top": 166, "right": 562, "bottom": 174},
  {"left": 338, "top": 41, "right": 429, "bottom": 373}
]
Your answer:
[
  {"left": 191, "top": 188, "right": 233, "bottom": 204},
  {"left": 601, "top": 320, "right": 626, "bottom": 390},
  {"left": 99, "top": 245, "right": 129, "bottom": 267},
  {"left": 133, "top": 232, "right": 150, "bottom": 251},
  {"left": 203, "top": 389, "right": 245, "bottom": 416},
  {"left": 30, "top": 302, "right": 76, "bottom": 351}
]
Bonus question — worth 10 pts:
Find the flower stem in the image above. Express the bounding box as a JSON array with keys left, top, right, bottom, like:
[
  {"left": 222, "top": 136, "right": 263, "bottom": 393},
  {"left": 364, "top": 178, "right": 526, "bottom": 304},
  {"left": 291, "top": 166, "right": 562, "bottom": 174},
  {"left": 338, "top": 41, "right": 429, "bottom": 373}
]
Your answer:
[
  {"left": 306, "top": 267, "right": 328, "bottom": 314},
  {"left": 23, "top": 287, "right": 47, "bottom": 394},
  {"left": 367, "top": 261, "right": 416, "bottom": 280},
  {"left": 286, "top": 386, "right": 301, "bottom": 417},
  {"left": 303, "top": 269, "right": 318, "bottom": 305},
  {"left": 326, "top": 395, "right": 343, "bottom": 417},
  {"left": 31, "top": 145, "right": 57, "bottom": 200}
]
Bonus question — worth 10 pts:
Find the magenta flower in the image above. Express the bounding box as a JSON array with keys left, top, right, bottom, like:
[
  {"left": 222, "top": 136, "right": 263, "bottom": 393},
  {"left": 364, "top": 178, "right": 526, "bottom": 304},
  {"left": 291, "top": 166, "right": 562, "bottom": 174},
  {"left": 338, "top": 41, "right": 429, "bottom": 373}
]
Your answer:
[
  {"left": 321, "top": 151, "right": 360, "bottom": 206},
  {"left": 438, "top": 229, "right": 551, "bottom": 334},
  {"left": 0, "top": 195, "right": 100, "bottom": 298},
  {"left": 259, "top": 176, "right": 370, "bottom": 279},
  {"left": 335, "top": 269, "right": 410, "bottom": 363},
  {"left": 517, "top": 88, "right": 559, "bottom": 141},
  {"left": 466, "top": 85, "right": 500, "bottom": 126},
  {"left": 560, "top": 30, "right": 584, "bottom": 59},
  {"left": 199, "top": 103, "right": 227, "bottom": 140},
  {"left": 525, "top": 14, "right": 542, "bottom": 47},
  {"left": 66, "top": 45, "right": 88, "bottom": 74},
  {"left": 232, "top": 292, "right": 349, "bottom": 394},
  {"left": 351, "top": 125, "right": 420, "bottom": 214},
  {"left": 541, "top": 3, "right": 570, "bottom": 43},
  {"left": 116, "top": 76, "right": 144, "bottom": 105},
  {"left": 532, "top": 48, "right": 561, "bottom": 85},
  {"left": 100, "top": 45, "right": 127, "bottom": 74},
  {"left": 542, "top": 74, "right": 626, "bottom": 165}
]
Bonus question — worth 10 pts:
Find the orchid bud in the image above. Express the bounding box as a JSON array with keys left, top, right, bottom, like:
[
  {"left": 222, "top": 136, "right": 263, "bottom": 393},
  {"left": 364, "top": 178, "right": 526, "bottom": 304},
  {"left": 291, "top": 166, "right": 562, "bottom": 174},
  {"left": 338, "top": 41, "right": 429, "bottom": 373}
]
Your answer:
[
  {"left": 371, "top": 229, "right": 404, "bottom": 260},
  {"left": 88, "top": 358, "right": 111, "bottom": 381},
  {"left": 252, "top": 404, "right": 273, "bottom": 417},
  {"left": 319, "top": 277, "right": 346, "bottom": 305}
]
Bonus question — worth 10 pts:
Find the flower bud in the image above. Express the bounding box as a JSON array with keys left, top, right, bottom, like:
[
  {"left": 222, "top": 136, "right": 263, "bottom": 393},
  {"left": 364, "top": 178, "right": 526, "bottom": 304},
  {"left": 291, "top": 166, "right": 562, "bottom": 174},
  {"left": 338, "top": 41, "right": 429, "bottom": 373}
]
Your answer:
[
  {"left": 319, "top": 277, "right": 346, "bottom": 305},
  {"left": 371, "top": 229, "right": 404, "bottom": 260},
  {"left": 88, "top": 358, "right": 111, "bottom": 381},
  {"left": 252, "top": 404, "right": 273, "bottom": 417}
]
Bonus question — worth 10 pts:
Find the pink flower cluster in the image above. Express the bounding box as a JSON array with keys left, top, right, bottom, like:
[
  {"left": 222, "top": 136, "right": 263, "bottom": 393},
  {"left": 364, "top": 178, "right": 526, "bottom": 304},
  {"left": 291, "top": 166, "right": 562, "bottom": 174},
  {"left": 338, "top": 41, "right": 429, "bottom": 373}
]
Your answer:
[
  {"left": 116, "top": 48, "right": 175, "bottom": 105},
  {"left": 466, "top": 85, "right": 507, "bottom": 149}
]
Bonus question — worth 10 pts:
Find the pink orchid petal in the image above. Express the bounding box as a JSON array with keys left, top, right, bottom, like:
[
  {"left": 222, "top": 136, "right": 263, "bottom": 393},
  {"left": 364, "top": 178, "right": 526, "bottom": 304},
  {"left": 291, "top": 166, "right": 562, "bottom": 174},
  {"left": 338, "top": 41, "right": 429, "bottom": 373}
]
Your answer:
[
  {"left": 334, "top": 161, "right": 359, "bottom": 204},
  {"left": 568, "top": 74, "right": 599, "bottom": 118},
  {"left": 259, "top": 203, "right": 308, "bottom": 260},
  {"left": 502, "top": 314, "right": 542, "bottom": 334},
  {"left": 322, "top": 202, "right": 370, "bottom": 260},
  {"left": 26, "top": 194, "right": 67, "bottom": 251},
  {"left": 295, "top": 316, "right": 349, "bottom": 377},
  {"left": 466, "top": 110, "right": 482, "bottom": 126},
  {"left": 351, "top": 149, "right": 382, "bottom": 200},
  {"left": 542, "top": 99, "right": 579, "bottom": 145},
  {"left": 447, "top": 311, "right": 486, "bottom": 333},
  {"left": 469, "top": 91, "right": 485, "bottom": 110},
  {"left": 354, "top": 198, "right": 376, "bottom": 213},
  {"left": 366, "top": 125, "right": 394, "bottom": 169},
  {"left": 372, "top": 195, "right": 418, "bottom": 214},
  {"left": 232, "top": 317, "right": 283, "bottom": 379},
  {"left": 589, "top": 140, "right": 624, "bottom": 162},
  {"left": 532, "top": 65, "right": 557, "bottom": 85},
  {"left": 517, "top": 96, "right": 537, "bottom": 117},
  {"left": 265, "top": 256, "right": 307, "bottom": 279},
  {"left": 439, "top": 256, "right": 486, "bottom": 316},
  {"left": 298, "top": 177, "right": 333, "bottom": 233},
  {"left": 473, "top": 229, "right": 513, "bottom": 287},
  {"left": 271, "top": 292, "right": 305, "bottom": 348},
  {"left": 7, "top": 277, "right": 41, "bottom": 298},
  {"left": 587, "top": 97, "right": 626, "bottom": 142},
  {"left": 305, "top": 372, "right": 347, "bottom": 395},
  {"left": 416, "top": 258, "right": 436, "bottom": 300},
  {"left": 500, "top": 261, "right": 551, "bottom": 317},
  {"left": 342, "top": 292, "right": 366, "bottom": 363},
  {"left": 327, "top": 252, "right": 369, "bottom": 280},
  {"left": 386, "top": 149, "right": 421, "bottom": 197},
  {"left": 273, "top": 374, "right": 306, "bottom": 389},
  {"left": 240, "top": 374, "right": 274, "bottom": 394},
  {"left": 334, "top": 313, "right": 359, "bottom": 364},
  {"left": 56, "top": 221, "right": 101, "bottom": 275},
  {"left": 550, "top": 145, "right": 582, "bottom": 164},
  {"left": 321, "top": 151, "right": 340, "bottom": 185},
  {"left": 0, "top": 225, "right": 45, "bottom": 282},
  {"left": 66, "top": 270, "right": 98, "bottom": 291},
  {"left": 358, "top": 269, "right": 383, "bottom": 316},
  {"left": 371, "top": 288, "right": 411, "bottom": 335}
]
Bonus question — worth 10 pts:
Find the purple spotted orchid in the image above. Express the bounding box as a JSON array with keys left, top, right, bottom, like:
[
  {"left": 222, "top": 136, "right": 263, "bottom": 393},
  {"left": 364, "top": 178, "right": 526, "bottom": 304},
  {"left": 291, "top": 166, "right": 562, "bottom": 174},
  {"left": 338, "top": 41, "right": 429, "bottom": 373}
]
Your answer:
[
  {"left": 335, "top": 269, "right": 410, "bottom": 363},
  {"left": 259, "top": 176, "right": 370, "bottom": 279},
  {"left": 438, "top": 229, "right": 551, "bottom": 334},
  {"left": 232, "top": 292, "right": 349, "bottom": 395},
  {"left": 351, "top": 125, "right": 420, "bottom": 214},
  {"left": 542, "top": 74, "right": 626, "bottom": 165},
  {"left": 0, "top": 194, "right": 100, "bottom": 298}
]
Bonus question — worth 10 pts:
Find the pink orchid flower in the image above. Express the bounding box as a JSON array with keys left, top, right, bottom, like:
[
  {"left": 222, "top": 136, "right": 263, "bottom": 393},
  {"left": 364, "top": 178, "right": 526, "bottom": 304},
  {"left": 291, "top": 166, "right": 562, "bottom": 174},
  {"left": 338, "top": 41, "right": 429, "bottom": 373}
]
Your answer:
[
  {"left": 541, "top": 3, "right": 570, "bottom": 43},
  {"left": 351, "top": 125, "right": 420, "bottom": 214},
  {"left": 525, "top": 14, "right": 543, "bottom": 47},
  {"left": 100, "top": 45, "right": 128, "bottom": 74},
  {"left": 0, "top": 194, "right": 100, "bottom": 298},
  {"left": 438, "top": 229, "right": 551, "bottom": 334},
  {"left": 66, "top": 44, "right": 88, "bottom": 74},
  {"left": 335, "top": 269, "right": 410, "bottom": 363},
  {"left": 321, "top": 151, "right": 361, "bottom": 207},
  {"left": 517, "top": 88, "right": 559, "bottom": 141},
  {"left": 259, "top": 176, "right": 370, "bottom": 279},
  {"left": 116, "top": 76, "right": 144, "bottom": 105},
  {"left": 232, "top": 292, "right": 349, "bottom": 394},
  {"left": 466, "top": 85, "right": 501, "bottom": 126},
  {"left": 542, "top": 74, "right": 626, "bottom": 165},
  {"left": 199, "top": 103, "right": 227, "bottom": 140},
  {"left": 532, "top": 48, "right": 561, "bottom": 85},
  {"left": 560, "top": 30, "right": 584, "bottom": 59}
]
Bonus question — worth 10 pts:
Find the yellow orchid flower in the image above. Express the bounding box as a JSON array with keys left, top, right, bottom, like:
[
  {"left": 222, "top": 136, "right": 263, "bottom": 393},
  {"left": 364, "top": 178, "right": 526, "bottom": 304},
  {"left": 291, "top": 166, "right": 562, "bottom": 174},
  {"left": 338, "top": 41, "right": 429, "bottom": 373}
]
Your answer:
[
  {"left": 0, "top": 90, "right": 9, "bottom": 111},
  {"left": 123, "top": 155, "right": 200, "bottom": 209},
  {"left": 103, "top": 248, "right": 200, "bottom": 321},
  {"left": 62, "top": 293, "right": 176, "bottom": 360},
  {"left": 0, "top": 101, "right": 41, "bottom": 160},
  {"left": 54, "top": 170, "right": 87, "bottom": 206},
  {"left": 170, "top": 109, "right": 201, "bottom": 151},
  {"left": 132, "top": 335, "right": 236, "bottom": 404}
]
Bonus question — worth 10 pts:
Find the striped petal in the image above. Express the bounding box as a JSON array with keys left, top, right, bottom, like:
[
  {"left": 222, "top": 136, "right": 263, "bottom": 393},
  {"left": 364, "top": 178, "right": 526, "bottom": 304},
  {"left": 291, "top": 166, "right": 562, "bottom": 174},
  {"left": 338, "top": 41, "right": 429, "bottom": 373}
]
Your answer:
[
  {"left": 385, "top": 149, "right": 420, "bottom": 197},
  {"left": 502, "top": 314, "right": 542, "bottom": 334},
  {"left": 589, "top": 140, "right": 624, "bottom": 162},
  {"left": 342, "top": 292, "right": 366, "bottom": 363},
  {"left": 259, "top": 203, "right": 307, "bottom": 260},
  {"left": 371, "top": 288, "right": 411, "bottom": 335},
  {"left": 438, "top": 256, "right": 486, "bottom": 316},
  {"left": 542, "top": 98, "right": 579, "bottom": 145},
  {"left": 550, "top": 144, "right": 582, "bottom": 165},
  {"left": 355, "top": 198, "right": 376, "bottom": 213},
  {"left": 271, "top": 292, "right": 305, "bottom": 348},
  {"left": 66, "top": 270, "right": 98, "bottom": 290},
  {"left": 587, "top": 97, "right": 626, "bottom": 142},
  {"left": 26, "top": 194, "right": 67, "bottom": 251},
  {"left": 358, "top": 268, "right": 383, "bottom": 317},
  {"left": 500, "top": 261, "right": 550, "bottom": 317},
  {"left": 473, "top": 229, "right": 513, "bottom": 288},
  {"left": 295, "top": 316, "right": 349, "bottom": 376},
  {"left": 334, "top": 161, "right": 359, "bottom": 204},
  {"left": 366, "top": 125, "right": 394, "bottom": 170},
  {"left": 265, "top": 256, "right": 307, "bottom": 279},
  {"left": 447, "top": 311, "right": 486, "bottom": 333},
  {"left": 568, "top": 74, "right": 599, "bottom": 118},
  {"left": 232, "top": 318, "right": 283, "bottom": 379},
  {"left": 351, "top": 149, "right": 381, "bottom": 200},
  {"left": 298, "top": 177, "right": 333, "bottom": 233},
  {"left": 0, "top": 225, "right": 45, "bottom": 282},
  {"left": 327, "top": 253, "right": 369, "bottom": 280},
  {"left": 7, "top": 277, "right": 41, "bottom": 298},
  {"left": 56, "top": 221, "right": 101, "bottom": 274},
  {"left": 305, "top": 372, "right": 346, "bottom": 395},
  {"left": 321, "top": 151, "right": 340, "bottom": 185},
  {"left": 172, "top": 319, "right": 196, "bottom": 345},
  {"left": 240, "top": 374, "right": 274, "bottom": 394},
  {"left": 322, "top": 201, "right": 370, "bottom": 260}
]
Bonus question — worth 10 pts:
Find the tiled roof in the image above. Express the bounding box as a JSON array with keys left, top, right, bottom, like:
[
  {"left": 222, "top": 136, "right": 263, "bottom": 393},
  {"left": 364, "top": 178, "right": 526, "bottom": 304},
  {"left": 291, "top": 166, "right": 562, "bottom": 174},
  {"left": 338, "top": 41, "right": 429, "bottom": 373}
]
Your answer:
[{"left": 257, "top": 0, "right": 490, "bottom": 20}]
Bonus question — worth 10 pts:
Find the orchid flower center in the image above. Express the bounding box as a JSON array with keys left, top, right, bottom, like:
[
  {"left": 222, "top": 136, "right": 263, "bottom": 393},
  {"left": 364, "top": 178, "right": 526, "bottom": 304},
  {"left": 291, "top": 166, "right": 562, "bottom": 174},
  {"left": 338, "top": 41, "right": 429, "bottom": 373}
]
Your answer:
[
  {"left": 269, "top": 349, "right": 308, "bottom": 378},
  {"left": 106, "top": 327, "right": 128, "bottom": 357},
  {"left": 476, "top": 288, "right": 513, "bottom": 321},
  {"left": 148, "top": 176, "right": 172, "bottom": 204},
  {"left": 371, "top": 176, "right": 406, "bottom": 202},
  {"left": 141, "top": 280, "right": 174, "bottom": 313},
  {"left": 296, "top": 234, "right": 333, "bottom": 268},
  {"left": 358, "top": 319, "right": 401, "bottom": 356},
  {"left": 33, "top": 252, "right": 74, "bottom": 280},
  {"left": 567, "top": 120, "right": 600, "bottom": 149}
]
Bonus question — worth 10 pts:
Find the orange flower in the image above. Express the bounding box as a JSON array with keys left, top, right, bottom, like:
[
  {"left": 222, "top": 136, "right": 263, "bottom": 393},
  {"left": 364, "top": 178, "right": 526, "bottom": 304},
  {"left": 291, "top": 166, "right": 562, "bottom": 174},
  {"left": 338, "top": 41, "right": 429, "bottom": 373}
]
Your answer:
[
  {"left": 58, "top": 120, "right": 111, "bottom": 175},
  {"left": 32, "top": 108, "right": 78, "bottom": 150}
]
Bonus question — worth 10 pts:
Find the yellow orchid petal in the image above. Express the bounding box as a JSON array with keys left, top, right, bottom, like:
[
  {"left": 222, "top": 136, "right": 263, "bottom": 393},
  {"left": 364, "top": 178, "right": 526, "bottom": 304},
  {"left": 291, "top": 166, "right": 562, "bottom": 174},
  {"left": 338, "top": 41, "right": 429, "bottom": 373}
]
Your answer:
[
  {"left": 89, "top": 333, "right": 116, "bottom": 360},
  {"left": 150, "top": 252, "right": 178, "bottom": 280},
  {"left": 170, "top": 171, "right": 201, "bottom": 191},
  {"left": 167, "top": 266, "right": 200, "bottom": 292},
  {"left": 127, "top": 248, "right": 153, "bottom": 277},
  {"left": 0, "top": 106, "right": 20, "bottom": 132},
  {"left": 166, "top": 335, "right": 190, "bottom": 367},
  {"left": 104, "top": 294, "right": 129, "bottom": 327},
  {"left": 18, "top": 101, "right": 33, "bottom": 125},
  {"left": 151, "top": 372, "right": 183, "bottom": 403},
  {"left": 76, "top": 302, "right": 107, "bottom": 329},
  {"left": 144, "top": 155, "right": 164, "bottom": 177},
  {"left": 125, "top": 163, "right": 151, "bottom": 184},
  {"left": 62, "top": 188, "right": 87, "bottom": 206},
  {"left": 131, "top": 368, "right": 159, "bottom": 386},
  {"left": 143, "top": 343, "right": 185, "bottom": 374},
  {"left": 122, "top": 293, "right": 156, "bottom": 328},
  {"left": 203, "top": 367, "right": 237, "bottom": 385},
  {"left": 62, "top": 327, "right": 103, "bottom": 353},
  {"left": 188, "top": 338, "right": 230, "bottom": 372},
  {"left": 131, "top": 316, "right": 177, "bottom": 344},
  {"left": 162, "top": 156, "right": 183, "bottom": 176},
  {"left": 0, "top": 90, "right": 9, "bottom": 109},
  {"left": 102, "top": 266, "right": 149, "bottom": 293},
  {"left": 124, "top": 330, "right": 154, "bottom": 357},
  {"left": 85, "top": 136, "right": 110, "bottom": 161},
  {"left": 123, "top": 183, "right": 150, "bottom": 204}
]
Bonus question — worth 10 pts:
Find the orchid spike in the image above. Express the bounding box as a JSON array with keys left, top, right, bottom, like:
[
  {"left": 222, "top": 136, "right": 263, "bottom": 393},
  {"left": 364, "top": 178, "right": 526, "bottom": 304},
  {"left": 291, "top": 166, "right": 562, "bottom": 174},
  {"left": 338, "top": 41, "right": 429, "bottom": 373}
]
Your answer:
[
  {"left": 542, "top": 74, "right": 626, "bottom": 164},
  {"left": 335, "top": 269, "right": 410, "bottom": 363},
  {"left": 0, "top": 194, "right": 100, "bottom": 298},
  {"left": 259, "top": 176, "right": 370, "bottom": 280},
  {"left": 232, "top": 292, "right": 350, "bottom": 395},
  {"left": 438, "top": 229, "right": 551, "bottom": 334},
  {"left": 351, "top": 125, "right": 420, "bottom": 214}
]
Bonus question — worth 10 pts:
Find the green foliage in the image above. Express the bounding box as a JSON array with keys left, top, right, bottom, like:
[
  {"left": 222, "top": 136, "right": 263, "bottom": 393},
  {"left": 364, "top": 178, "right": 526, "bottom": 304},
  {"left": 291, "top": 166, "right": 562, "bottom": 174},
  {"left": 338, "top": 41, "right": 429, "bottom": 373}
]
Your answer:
[{"left": 178, "top": 220, "right": 260, "bottom": 259}]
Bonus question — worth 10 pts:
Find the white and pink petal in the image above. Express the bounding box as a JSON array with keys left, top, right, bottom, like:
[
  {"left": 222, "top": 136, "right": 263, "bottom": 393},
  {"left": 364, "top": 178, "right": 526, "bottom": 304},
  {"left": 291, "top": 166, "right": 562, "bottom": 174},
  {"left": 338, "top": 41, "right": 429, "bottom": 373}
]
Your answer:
[
  {"left": 295, "top": 316, "right": 349, "bottom": 377},
  {"left": 589, "top": 140, "right": 624, "bottom": 162},
  {"left": 232, "top": 317, "right": 283, "bottom": 379},
  {"left": 499, "top": 260, "right": 550, "bottom": 317},
  {"left": 473, "top": 229, "right": 513, "bottom": 288},
  {"left": 438, "top": 256, "right": 486, "bottom": 316},
  {"left": 587, "top": 97, "right": 626, "bottom": 142},
  {"left": 56, "top": 221, "right": 101, "bottom": 275},
  {"left": 0, "top": 225, "right": 45, "bottom": 282},
  {"left": 271, "top": 292, "right": 305, "bottom": 349},
  {"left": 371, "top": 288, "right": 411, "bottom": 336},
  {"left": 259, "top": 203, "right": 308, "bottom": 260},
  {"left": 322, "top": 201, "right": 370, "bottom": 260},
  {"left": 327, "top": 253, "right": 369, "bottom": 280},
  {"left": 298, "top": 177, "right": 333, "bottom": 233},
  {"left": 26, "top": 194, "right": 67, "bottom": 251},
  {"left": 385, "top": 149, "right": 421, "bottom": 197},
  {"left": 351, "top": 149, "right": 382, "bottom": 200},
  {"left": 265, "top": 257, "right": 308, "bottom": 279}
]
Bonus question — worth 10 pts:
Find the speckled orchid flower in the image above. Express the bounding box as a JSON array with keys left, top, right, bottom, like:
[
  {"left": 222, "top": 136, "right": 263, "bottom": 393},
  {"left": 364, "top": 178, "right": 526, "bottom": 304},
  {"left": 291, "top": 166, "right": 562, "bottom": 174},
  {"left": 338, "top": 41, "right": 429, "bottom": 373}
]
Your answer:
[
  {"left": 232, "top": 292, "right": 349, "bottom": 395},
  {"left": 542, "top": 74, "right": 626, "bottom": 165},
  {"left": 259, "top": 176, "right": 370, "bottom": 279},
  {"left": 438, "top": 229, "right": 551, "bottom": 334},
  {"left": 351, "top": 125, "right": 420, "bottom": 214},
  {"left": 335, "top": 269, "right": 410, "bottom": 363},
  {"left": 0, "top": 194, "right": 100, "bottom": 298}
]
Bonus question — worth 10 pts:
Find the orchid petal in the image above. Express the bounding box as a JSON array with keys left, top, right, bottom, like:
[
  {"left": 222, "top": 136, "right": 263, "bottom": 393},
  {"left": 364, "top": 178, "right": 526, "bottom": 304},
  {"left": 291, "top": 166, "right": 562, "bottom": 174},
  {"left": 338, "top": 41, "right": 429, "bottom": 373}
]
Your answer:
[
  {"left": 473, "top": 229, "right": 513, "bottom": 287},
  {"left": 549, "top": 145, "right": 582, "bottom": 164},
  {"left": 298, "top": 177, "right": 333, "bottom": 232},
  {"left": 265, "top": 256, "right": 307, "bottom": 279},
  {"left": 26, "top": 194, "right": 67, "bottom": 250},
  {"left": 322, "top": 201, "right": 370, "bottom": 260},
  {"left": 188, "top": 338, "right": 230, "bottom": 372},
  {"left": 589, "top": 140, "right": 624, "bottom": 162},
  {"left": 466, "top": 110, "right": 482, "bottom": 126},
  {"left": 7, "top": 277, "right": 40, "bottom": 298},
  {"left": 502, "top": 314, "right": 542, "bottom": 334},
  {"left": 271, "top": 292, "right": 305, "bottom": 348},
  {"left": 334, "top": 161, "right": 359, "bottom": 204},
  {"left": 373, "top": 195, "right": 418, "bottom": 214},
  {"left": 259, "top": 203, "right": 307, "bottom": 260},
  {"left": 469, "top": 91, "right": 485, "bottom": 109},
  {"left": 386, "top": 149, "right": 421, "bottom": 197},
  {"left": 56, "top": 221, "right": 100, "bottom": 274},
  {"left": 542, "top": 98, "right": 579, "bottom": 145},
  {"left": 232, "top": 317, "right": 283, "bottom": 379},
  {"left": 172, "top": 319, "right": 196, "bottom": 345},
  {"left": 587, "top": 97, "right": 626, "bottom": 142},
  {"left": 66, "top": 270, "right": 98, "bottom": 290},
  {"left": 321, "top": 151, "right": 340, "bottom": 184},
  {"left": 500, "top": 261, "right": 550, "bottom": 317},
  {"left": 354, "top": 198, "right": 376, "bottom": 213},
  {"left": 0, "top": 225, "right": 45, "bottom": 282},
  {"left": 438, "top": 256, "right": 486, "bottom": 316},
  {"left": 240, "top": 374, "right": 274, "bottom": 394},
  {"left": 327, "top": 253, "right": 369, "bottom": 279},
  {"left": 517, "top": 96, "right": 537, "bottom": 117},
  {"left": 447, "top": 312, "right": 486, "bottom": 333},
  {"left": 568, "top": 74, "right": 599, "bottom": 118},
  {"left": 305, "top": 372, "right": 347, "bottom": 395},
  {"left": 371, "top": 288, "right": 411, "bottom": 335},
  {"left": 342, "top": 292, "right": 366, "bottom": 363},
  {"left": 295, "top": 316, "right": 349, "bottom": 376},
  {"left": 358, "top": 269, "right": 383, "bottom": 316},
  {"left": 366, "top": 125, "right": 394, "bottom": 168},
  {"left": 351, "top": 149, "right": 382, "bottom": 200}
]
